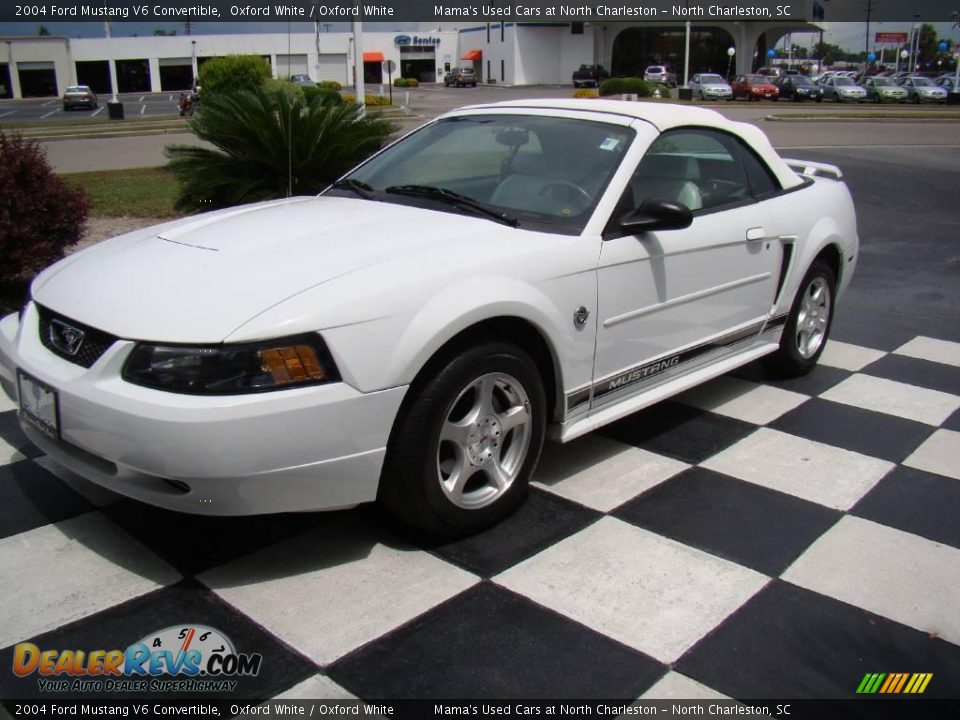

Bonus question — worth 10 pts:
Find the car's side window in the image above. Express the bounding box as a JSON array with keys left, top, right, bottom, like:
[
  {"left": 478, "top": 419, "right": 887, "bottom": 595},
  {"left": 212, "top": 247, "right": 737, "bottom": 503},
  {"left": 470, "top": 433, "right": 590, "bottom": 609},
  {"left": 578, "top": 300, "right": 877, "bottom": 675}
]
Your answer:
[{"left": 619, "top": 128, "right": 783, "bottom": 223}]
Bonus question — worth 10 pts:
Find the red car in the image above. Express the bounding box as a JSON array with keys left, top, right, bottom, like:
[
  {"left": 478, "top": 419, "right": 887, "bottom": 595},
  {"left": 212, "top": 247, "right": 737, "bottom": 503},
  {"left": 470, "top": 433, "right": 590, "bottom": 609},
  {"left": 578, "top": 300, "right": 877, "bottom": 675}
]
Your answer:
[{"left": 731, "top": 74, "right": 779, "bottom": 101}]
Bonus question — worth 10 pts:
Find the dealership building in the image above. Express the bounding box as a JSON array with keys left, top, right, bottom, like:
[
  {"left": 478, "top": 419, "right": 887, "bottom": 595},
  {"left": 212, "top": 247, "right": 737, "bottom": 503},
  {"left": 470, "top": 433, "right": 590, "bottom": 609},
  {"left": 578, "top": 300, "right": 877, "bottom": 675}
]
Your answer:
[{"left": 0, "top": 21, "right": 820, "bottom": 99}]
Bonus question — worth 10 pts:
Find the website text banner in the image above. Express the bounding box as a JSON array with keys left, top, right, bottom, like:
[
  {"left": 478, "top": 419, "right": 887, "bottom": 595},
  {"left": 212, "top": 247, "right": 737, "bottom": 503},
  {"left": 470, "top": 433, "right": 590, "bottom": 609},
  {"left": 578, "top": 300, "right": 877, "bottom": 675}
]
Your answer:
[
  {"left": 4, "top": 699, "right": 960, "bottom": 719},
  {"left": 2, "top": 0, "right": 956, "bottom": 24}
]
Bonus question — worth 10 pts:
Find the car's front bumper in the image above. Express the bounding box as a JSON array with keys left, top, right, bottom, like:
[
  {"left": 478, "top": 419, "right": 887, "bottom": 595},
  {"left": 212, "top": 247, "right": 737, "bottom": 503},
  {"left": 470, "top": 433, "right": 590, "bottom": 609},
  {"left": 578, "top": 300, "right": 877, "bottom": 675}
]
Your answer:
[{"left": 0, "top": 306, "right": 406, "bottom": 516}]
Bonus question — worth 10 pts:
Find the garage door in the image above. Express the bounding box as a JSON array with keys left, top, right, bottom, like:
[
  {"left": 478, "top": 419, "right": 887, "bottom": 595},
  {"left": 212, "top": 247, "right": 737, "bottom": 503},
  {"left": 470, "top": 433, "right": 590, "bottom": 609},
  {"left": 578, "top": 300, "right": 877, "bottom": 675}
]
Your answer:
[
  {"left": 276, "top": 54, "right": 308, "bottom": 79},
  {"left": 18, "top": 61, "right": 57, "bottom": 98},
  {"left": 315, "top": 54, "right": 347, "bottom": 84}
]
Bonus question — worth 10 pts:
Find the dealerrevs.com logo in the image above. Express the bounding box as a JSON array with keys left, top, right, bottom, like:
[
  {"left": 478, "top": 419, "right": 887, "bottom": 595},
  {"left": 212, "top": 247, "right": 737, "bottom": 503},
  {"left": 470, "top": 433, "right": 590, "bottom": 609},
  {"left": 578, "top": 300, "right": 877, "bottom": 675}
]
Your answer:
[{"left": 13, "top": 625, "right": 263, "bottom": 694}]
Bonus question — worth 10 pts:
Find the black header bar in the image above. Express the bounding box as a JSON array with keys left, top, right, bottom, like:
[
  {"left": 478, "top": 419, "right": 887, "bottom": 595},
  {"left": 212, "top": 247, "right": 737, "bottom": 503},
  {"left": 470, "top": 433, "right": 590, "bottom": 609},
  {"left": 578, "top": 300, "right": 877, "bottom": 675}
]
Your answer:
[{"left": 1, "top": 0, "right": 958, "bottom": 24}]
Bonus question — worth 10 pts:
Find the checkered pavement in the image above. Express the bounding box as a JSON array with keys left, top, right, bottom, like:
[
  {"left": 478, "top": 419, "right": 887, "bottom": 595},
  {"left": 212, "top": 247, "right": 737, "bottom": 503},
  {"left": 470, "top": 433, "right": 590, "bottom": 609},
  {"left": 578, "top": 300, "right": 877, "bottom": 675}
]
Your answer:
[{"left": 1, "top": 332, "right": 959, "bottom": 703}]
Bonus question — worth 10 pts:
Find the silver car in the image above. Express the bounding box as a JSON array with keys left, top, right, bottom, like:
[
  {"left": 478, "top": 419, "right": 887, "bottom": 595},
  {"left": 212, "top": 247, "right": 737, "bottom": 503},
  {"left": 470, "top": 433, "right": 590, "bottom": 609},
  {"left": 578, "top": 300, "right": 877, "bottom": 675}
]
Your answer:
[
  {"left": 819, "top": 76, "right": 867, "bottom": 103},
  {"left": 688, "top": 73, "right": 733, "bottom": 100},
  {"left": 644, "top": 65, "right": 677, "bottom": 88},
  {"left": 862, "top": 77, "right": 908, "bottom": 103},
  {"left": 898, "top": 76, "right": 948, "bottom": 104}
]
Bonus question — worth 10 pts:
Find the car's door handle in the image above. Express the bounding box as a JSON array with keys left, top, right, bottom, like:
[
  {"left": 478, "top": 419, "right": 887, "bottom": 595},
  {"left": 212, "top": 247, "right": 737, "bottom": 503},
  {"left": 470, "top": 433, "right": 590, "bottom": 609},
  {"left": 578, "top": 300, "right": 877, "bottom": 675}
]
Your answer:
[{"left": 746, "top": 227, "right": 766, "bottom": 241}]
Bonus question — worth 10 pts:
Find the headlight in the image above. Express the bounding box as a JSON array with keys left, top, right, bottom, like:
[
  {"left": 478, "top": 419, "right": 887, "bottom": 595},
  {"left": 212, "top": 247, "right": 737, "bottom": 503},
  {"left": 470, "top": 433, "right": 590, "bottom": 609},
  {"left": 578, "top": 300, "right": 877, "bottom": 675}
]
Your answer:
[{"left": 122, "top": 334, "right": 339, "bottom": 395}]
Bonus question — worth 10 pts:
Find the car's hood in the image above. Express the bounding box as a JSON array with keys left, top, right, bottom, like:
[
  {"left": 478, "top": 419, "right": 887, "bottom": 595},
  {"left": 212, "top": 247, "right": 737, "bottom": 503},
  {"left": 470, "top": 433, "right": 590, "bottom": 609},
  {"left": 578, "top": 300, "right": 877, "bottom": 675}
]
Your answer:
[{"left": 31, "top": 197, "right": 525, "bottom": 343}]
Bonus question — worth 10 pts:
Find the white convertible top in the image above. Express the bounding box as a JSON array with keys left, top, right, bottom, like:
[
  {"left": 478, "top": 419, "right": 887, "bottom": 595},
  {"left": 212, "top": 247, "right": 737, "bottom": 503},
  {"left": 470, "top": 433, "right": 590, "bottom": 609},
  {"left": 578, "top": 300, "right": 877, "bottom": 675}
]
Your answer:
[{"left": 454, "top": 98, "right": 804, "bottom": 190}]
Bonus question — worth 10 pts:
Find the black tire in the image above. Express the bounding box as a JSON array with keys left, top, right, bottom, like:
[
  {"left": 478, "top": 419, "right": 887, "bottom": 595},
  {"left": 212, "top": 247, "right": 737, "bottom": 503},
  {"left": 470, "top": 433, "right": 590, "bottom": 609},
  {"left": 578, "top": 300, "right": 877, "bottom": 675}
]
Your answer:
[
  {"left": 766, "top": 259, "right": 837, "bottom": 378},
  {"left": 378, "top": 342, "right": 546, "bottom": 537}
]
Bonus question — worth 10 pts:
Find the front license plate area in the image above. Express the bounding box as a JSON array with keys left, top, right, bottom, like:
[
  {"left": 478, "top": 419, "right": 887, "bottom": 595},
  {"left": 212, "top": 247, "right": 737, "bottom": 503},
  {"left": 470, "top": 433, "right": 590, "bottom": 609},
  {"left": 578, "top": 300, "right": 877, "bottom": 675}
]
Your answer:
[{"left": 17, "top": 370, "right": 60, "bottom": 440}]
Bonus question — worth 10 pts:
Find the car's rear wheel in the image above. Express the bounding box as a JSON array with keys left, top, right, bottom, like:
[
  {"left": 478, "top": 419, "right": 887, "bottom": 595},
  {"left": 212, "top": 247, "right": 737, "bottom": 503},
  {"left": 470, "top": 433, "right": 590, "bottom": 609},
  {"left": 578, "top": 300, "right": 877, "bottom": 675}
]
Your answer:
[
  {"left": 378, "top": 342, "right": 546, "bottom": 536},
  {"left": 766, "top": 259, "right": 836, "bottom": 377}
]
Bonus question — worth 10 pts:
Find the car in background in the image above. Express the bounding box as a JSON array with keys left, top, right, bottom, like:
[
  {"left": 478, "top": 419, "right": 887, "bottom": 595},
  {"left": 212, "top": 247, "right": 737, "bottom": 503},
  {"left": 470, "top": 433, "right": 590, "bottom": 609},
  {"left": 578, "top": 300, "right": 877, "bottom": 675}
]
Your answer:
[
  {"left": 774, "top": 75, "right": 822, "bottom": 101},
  {"left": 62, "top": 85, "right": 98, "bottom": 111},
  {"left": 0, "top": 100, "right": 858, "bottom": 536},
  {"left": 731, "top": 74, "right": 779, "bottom": 100},
  {"left": 445, "top": 67, "right": 478, "bottom": 87},
  {"left": 819, "top": 76, "right": 867, "bottom": 102},
  {"left": 936, "top": 76, "right": 957, "bottom": 93},
  {"left": 572, "top": 64, "right": 609, "bottom": 88},
  {"left": 644, "top": 65, "right": 677, "bottom": 87},
  {"left": 290, "top": 74, "right": 317, "bottom": 88},
  {"left": 862, "top": 77, "right": 908, "bottom": 103},
  {"left": 898, "top": 76, "right": 948, "bottom": 104},
  {"left": 688, "top": 73, "right": 733, "bottom": 100}
]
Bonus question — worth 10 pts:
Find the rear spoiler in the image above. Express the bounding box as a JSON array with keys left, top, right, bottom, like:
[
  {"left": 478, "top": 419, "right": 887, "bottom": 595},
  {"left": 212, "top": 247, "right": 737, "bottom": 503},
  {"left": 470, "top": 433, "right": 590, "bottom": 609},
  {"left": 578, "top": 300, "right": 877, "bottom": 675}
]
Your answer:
[{"left": 783, "top": 158, "right": 843, "bottom": 181}]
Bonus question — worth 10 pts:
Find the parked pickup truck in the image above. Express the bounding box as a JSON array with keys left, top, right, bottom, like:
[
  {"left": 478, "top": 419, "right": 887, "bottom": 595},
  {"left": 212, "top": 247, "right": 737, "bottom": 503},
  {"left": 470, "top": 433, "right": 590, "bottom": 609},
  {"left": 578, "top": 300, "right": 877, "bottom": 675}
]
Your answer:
[
  {"left": 0, "top": 100, "right": 858, "bottom": 537},
  {"left": 572, "top": 64, "right": 609, "bottom": 88}
]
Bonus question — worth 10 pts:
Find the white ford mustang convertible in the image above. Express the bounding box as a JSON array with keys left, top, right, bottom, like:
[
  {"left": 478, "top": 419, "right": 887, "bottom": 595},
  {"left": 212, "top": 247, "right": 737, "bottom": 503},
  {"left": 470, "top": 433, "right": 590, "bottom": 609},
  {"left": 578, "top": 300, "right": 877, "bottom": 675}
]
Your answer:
[{"left": 0, "top": 100, "right": 858, "bottom": 535}]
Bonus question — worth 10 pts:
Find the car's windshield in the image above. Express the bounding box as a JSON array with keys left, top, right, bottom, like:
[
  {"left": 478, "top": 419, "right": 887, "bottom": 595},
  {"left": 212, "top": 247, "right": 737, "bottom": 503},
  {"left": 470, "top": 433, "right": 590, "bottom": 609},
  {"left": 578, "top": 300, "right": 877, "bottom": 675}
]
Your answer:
[
  {"left": 333, "top": 114, "right": 635, "bottom": 234},
  {"left": 646, "top": 66, "right": 665, "bottom": 73},
  {"left": 870, "top": 78, "right": 893, "bottom": 86},
  {"left": 835, "top": 78, "right": 856, "bottom": 86},
  {"left": 746, "top": 75, "right": 767, "bottom": 83},
  {"left": 700, "top": 75, "right": 724, "bottom": 83},
  {"left": 792, "top": 77, "right": 814, "bottom": 85},
  {"left": 911, "top": 77, "right": 933, "bottom": 86}
]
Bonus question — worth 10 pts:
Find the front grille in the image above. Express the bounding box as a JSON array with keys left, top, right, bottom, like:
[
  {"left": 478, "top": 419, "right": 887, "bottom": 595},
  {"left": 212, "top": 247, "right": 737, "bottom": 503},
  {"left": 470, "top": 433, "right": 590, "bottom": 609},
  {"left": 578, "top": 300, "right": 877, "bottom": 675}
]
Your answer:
[{"left": 37, "top": 305, "right": 118, "bottom": 368}]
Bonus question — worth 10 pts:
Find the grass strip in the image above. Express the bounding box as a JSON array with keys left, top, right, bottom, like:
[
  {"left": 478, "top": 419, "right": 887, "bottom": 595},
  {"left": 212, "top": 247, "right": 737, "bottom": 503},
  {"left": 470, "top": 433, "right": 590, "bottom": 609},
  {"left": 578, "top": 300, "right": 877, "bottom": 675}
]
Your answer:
[{"left": 61, "top": 167, "right": 180, "bottom": 218}]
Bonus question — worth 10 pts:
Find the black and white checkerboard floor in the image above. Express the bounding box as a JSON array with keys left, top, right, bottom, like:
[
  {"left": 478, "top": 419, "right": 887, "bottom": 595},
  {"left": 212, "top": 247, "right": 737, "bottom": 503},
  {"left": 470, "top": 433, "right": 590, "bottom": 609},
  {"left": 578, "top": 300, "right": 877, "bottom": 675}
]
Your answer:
[{"left": 1, "top": 333, "right": 959, "bottom": 704}]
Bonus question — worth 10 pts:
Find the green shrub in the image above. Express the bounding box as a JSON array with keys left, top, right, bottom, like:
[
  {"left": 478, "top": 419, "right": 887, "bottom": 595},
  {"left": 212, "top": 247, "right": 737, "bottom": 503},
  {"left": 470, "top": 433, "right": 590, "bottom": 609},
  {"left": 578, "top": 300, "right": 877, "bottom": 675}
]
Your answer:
[
  {"left": 393, "top": 77, "right": 419, "bottom": 88},
  {"left": 650, "top": 85, "right": 672, "bottom": 99},
  {"left": 0, "top": 133, "right": 90, "bottom": 281},
  {"left": 364, "top": 94, "right": 391, "bottom": 106},
  {"left": 599, "top": 77, "right": 656, "bottom": 98},
  {"left": 317, "top": 80, "right": 342, "bottom": 91},
  {"left": 164, "top": 85, "right": 395, "bottom": 213},
  {"left": 302, "top": 85, "right": 344, "bottom": 106},
  {"left": 197, "top": 55, "right": 271, "bottom": 96},
  {"left": 262, "top": 78, "right": 304, "bottom": 103}
]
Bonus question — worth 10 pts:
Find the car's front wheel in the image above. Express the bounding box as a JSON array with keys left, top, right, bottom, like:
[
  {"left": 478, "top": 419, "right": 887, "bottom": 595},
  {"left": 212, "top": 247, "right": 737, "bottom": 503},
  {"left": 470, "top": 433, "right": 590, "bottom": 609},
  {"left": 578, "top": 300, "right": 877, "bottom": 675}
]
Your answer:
[
  {"left": 767, "top": 259, "right": 836, "bottom": 377},
  {"left": 379, "top": 342, "right": 546, "bottom": 536}
]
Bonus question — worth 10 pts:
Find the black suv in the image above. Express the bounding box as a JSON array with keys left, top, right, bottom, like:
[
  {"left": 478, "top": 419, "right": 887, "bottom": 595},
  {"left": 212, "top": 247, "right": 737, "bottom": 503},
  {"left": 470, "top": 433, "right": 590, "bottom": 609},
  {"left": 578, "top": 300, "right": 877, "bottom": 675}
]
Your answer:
[{"left": 572, "top": 64, "right": 609, "bottom": 88}]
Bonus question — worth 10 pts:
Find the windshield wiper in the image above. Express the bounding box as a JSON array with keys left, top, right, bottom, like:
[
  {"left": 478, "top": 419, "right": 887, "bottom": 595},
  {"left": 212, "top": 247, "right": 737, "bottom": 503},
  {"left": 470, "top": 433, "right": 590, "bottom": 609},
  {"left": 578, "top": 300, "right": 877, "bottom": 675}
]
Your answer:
[
  {"left": 384, "top": 184, "right": 518, "bottom": 227},
  {"left": 331, "top": 178, "right": 377, "bottom": 200}
]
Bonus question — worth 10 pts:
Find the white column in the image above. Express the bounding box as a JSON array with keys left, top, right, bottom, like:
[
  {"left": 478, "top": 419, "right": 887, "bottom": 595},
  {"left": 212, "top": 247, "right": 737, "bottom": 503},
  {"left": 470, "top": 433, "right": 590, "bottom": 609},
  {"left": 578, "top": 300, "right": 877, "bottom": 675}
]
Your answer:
[
  {"left": 352, "top": 20, "right": 365, "bottom": 111},
  {"left": 108, "top": 59, "right": 119, "bottom": 101},
  {"left": 6, "top": 41, "right": 22, "bottom": 99},
  {"left": 148, "top": 58, "right": 161, "bottom": 93}
]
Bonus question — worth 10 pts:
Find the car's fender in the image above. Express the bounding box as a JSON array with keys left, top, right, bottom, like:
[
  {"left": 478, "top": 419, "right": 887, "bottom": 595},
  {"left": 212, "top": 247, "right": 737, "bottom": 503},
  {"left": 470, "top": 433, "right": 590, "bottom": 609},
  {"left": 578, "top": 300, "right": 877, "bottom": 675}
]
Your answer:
[{"left": 225, "top": 234, "right": 600, "bottom": 400}]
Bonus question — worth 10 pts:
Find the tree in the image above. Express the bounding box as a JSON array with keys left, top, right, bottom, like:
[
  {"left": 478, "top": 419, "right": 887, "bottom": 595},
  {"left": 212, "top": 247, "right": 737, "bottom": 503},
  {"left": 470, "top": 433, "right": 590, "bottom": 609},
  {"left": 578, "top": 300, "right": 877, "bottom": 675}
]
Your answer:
[
  {"left": 153, "top": 28, "right": 176, "bottom": 36},
  {"left": 917, "top": 24, "right": 938, "bottom": 67},
  {"left": 0, "top": 133, "right": 90, "bottom": 281},
  {"left": 164, "top": 85, "right": 395, "bottom": 213},
  {"left": 37, "top": 25, "right": 50, "bottom": 36},
  {"left": 196, "top": 55, "right": 271, "bottom": 95}
]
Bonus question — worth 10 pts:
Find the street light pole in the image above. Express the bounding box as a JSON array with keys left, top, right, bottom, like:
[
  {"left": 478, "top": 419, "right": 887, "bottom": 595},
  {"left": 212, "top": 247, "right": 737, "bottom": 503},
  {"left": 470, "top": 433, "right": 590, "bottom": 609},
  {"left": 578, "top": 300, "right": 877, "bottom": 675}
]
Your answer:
[{"left": 683, "top": 21, "right": 691, "bottom": 87}]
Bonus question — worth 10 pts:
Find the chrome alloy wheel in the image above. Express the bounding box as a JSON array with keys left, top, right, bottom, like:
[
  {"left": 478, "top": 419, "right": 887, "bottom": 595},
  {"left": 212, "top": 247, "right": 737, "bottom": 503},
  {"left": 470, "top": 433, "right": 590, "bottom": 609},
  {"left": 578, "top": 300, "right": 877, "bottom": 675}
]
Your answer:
[
  {"left": 436, "top": 372, "right": 532, "bottom": 509},
  {"left": 796, "top": 276, "right": 832, "bottom": 359}
]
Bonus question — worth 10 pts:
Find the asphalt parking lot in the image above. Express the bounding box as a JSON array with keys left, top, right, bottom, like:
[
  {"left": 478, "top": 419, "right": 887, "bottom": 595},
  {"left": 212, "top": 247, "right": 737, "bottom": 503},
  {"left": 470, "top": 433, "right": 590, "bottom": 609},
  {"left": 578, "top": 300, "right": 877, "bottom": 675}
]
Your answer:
[
  {"left": 0, "top": 92, "right": 189, "bottom": 122},
  {"left": 0, "top": 88, "right": 958, "bottom": 708}
]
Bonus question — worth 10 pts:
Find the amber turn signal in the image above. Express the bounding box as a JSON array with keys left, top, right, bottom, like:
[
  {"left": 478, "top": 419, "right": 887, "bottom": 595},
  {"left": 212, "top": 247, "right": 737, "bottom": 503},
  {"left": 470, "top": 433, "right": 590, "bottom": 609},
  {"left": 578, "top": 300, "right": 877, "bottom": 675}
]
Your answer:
[{"left": 261, "top": 345, "right": 327, "bottom": 385}]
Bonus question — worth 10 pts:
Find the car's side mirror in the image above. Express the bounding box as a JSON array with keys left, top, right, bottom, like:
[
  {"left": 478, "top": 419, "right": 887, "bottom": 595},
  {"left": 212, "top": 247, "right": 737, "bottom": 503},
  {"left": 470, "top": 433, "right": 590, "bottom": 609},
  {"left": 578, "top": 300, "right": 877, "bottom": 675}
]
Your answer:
[{"left": 619, "top": 198, "right": 694, "bottom": 233}]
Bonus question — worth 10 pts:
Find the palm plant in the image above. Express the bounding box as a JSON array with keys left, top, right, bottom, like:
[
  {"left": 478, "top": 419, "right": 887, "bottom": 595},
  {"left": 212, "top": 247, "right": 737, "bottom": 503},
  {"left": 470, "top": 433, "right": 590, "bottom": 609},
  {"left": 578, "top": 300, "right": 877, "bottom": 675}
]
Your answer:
[{"left": 165, "top": 86, "right": 395, "bottom": 213}]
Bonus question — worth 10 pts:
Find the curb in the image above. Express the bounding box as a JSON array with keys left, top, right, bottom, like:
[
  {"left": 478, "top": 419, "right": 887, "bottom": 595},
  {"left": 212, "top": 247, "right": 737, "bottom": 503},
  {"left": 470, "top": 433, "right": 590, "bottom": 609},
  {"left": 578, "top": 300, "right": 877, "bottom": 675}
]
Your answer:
[
  {"left": 766, "top": 114, "right": 960, "bottom": 123},
  {"left": 32, "top": 128, "right": 194, "bottom": 141}
]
